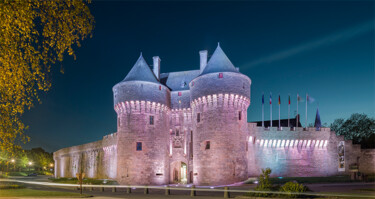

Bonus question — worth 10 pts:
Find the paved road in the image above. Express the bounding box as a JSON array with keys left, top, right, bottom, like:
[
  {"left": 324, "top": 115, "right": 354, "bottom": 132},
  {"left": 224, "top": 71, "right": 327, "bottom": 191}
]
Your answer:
[{"left": 2, "top": 176, "right": 375, "bottom": 199}]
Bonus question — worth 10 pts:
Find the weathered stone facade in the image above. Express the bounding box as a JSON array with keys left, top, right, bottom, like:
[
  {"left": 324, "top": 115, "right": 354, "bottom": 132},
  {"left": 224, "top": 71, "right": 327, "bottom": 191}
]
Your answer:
[{"left": 54, "top": 44, "right": 375, "bottom": 186}]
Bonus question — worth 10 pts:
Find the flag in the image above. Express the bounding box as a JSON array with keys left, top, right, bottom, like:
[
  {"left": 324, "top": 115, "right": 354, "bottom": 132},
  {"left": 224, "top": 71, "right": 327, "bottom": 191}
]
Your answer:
[
  {"left": 270, "top": 93, "right": 272, "bottom": 104},
  {"left": 307, "top": 95, "right": 315, "bottom": 103},
  {"left": 288, "top": 95, "right": 290, "bottom": 105},
  {"left": 262, "top": 93, "right": 264, "bottom": 105},
  {"left": 278, "top": 95, "right": 281, "bottom": 105}
]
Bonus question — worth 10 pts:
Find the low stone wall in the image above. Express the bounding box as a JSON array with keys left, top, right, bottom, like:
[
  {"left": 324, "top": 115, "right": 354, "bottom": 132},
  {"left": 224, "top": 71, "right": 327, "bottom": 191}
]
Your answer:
[
  {"left": 53, "top": 133, "right": 117, "bottom": 179},
  {"left": 359, "top": 149, "right": 375, "bottom": 174},
  {"left": 247, "top": 124, "right": 366, "bottom": 177}
]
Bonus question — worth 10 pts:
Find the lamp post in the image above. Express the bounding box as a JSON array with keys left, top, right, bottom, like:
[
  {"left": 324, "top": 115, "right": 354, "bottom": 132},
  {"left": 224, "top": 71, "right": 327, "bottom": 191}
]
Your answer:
[
  {"left": 28, "top": 162, "right": 32, "bottom": 172},
  {"left": 11, "top": 159, "right": 15, "bottom": 172}
]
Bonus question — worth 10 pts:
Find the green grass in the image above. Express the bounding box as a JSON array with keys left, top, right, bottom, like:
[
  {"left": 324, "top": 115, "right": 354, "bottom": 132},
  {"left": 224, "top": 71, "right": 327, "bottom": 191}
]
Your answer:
[
  {"left": 49, "top": 177, "right": 117, "bottom": 185},
  {"left": 0, "top": 189, "right": 91, "bottom": 197}
]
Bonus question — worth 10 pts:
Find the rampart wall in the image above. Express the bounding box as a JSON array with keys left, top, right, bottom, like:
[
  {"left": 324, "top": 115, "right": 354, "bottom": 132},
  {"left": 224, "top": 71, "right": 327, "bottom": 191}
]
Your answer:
[
  {"left": 53, "top": 133, "right": 117, "bottom": 179},
  {"left": 247, "top": 123, "right": 375, "bottom": 177}
]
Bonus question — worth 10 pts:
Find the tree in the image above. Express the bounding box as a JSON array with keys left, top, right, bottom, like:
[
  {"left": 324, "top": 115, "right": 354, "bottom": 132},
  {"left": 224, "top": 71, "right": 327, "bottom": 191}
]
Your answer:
[
  {"left": 331, "top": 113, "right": 375, "bottom": 149},
  {"left": 0, "top": 0, "right": 94, "bottom": 154}
]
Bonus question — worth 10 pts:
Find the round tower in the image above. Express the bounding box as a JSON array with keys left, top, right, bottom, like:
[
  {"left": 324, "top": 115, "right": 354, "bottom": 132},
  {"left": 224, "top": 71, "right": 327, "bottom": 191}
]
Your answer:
[
  {"left": 190, "top": 44, "right": 251, "bottom": 185},
  {"left": 113, "top": 54, "right": 170, "bottom": 185}
]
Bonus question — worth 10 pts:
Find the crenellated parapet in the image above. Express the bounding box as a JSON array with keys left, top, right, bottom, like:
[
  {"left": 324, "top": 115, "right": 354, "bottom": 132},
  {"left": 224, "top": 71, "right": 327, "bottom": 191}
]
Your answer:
[
  {"left": 191, "top": 93, "right": 250, "bottom": 110},
  {"left": 114, "top": 100, "right": 169, "bottom": 115}
]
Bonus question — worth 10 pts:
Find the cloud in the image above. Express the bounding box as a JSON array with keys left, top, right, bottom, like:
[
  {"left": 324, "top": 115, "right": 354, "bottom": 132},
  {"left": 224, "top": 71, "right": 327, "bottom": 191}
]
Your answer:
[{"left": 244, "top": 21, "right": 374, "bottom": 68}]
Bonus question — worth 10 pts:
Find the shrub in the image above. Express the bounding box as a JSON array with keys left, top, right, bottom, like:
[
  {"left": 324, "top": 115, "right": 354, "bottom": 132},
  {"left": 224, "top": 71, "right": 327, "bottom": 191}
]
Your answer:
[
  {"left": 245, "top": 168, "right": 276, "bottom": 197},
  {"left": 279, "top": 181, "right": 308, "bottom": 198},
  {"left": 0, "top": 183, "right": 25, "bottom": 189}
]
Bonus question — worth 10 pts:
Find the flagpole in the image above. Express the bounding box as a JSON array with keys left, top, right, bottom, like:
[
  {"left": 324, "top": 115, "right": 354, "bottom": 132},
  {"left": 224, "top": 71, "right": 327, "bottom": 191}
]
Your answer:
[
  {"left": 297, "top": 93, "right": 299, "bottom": 128},
  {"left": 270, "top": 92, "right": 272, "bottom": 128},
  {"left": 278, "top": 94, "right": 281, "bottom": 129},
  {"left": 262, "top": 93, "right": 264, "bottom": 127},
  {"left": 306, "top": 93, "right": 308, "bottom": 128},
  {"left": 288, "top": 95, "right": 290, "bottom": 128}
]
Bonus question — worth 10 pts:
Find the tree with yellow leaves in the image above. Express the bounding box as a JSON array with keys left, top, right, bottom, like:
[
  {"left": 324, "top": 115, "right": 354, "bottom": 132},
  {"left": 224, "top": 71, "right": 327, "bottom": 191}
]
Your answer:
[{"left": 0, "top": 0, "right": 95, "bottom": 156}]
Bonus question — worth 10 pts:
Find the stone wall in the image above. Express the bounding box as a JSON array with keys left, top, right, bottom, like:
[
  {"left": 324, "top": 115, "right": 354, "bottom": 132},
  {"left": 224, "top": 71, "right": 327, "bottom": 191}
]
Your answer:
[
  {"left": 53, "top": 133, "right": 117, "bottom": 179},
  {"left": 191, "top": 93, "right": 250, "bottom": 185},
  {"left": 169, "top": 108, "right": 193, "bottom": 184},
  {"left": 115, "top": 100, "right": 170, "bottom": 185},
  {"left": 247, "top": 124, "right": 372, "bottom": 177}
]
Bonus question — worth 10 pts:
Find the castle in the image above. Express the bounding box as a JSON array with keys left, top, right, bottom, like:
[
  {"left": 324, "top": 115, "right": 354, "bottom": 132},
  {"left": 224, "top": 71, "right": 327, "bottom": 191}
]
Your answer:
[{"left": 54, "top": 44, "right": 375, "bottom": 186}]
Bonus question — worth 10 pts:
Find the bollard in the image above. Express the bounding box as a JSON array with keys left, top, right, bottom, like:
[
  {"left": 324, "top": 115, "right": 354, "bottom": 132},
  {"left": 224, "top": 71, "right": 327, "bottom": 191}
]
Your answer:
[
  {"left": 144, "top": 185, "right": 149, "bottom": 194},
  {"left": 100, "top": 187, "right": 104, "bottom": 192},
  {"left": 165, "top": 186, "right": 170, "bottom": 195},
  {"left": 224, "top": 186, "right": 230, "bottom": 198},
  {"left": 126, "top": 186, "right": 131, "bottom": 194},
  {"left": 112, "top": 187, "right": 116, "bottom": 192},
  {"left": 190, "top": 185, "right": 196, "bottom": 197}
]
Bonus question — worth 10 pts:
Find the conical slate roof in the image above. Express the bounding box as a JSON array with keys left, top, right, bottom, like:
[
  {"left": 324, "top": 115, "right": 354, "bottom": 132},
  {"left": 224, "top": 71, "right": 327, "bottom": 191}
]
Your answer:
[
  {"left": 314, "top": 108, "right": 322, "bottom": 130},
  {"left": 200, "top": 43, "right": 239, "bottom": 76},
  {"left": 122, "top": 54, "right": 159, "bottom": 83}
]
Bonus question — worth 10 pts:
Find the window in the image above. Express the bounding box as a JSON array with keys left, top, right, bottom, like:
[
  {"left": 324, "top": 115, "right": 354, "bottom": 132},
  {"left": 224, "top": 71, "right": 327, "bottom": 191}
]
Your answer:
[
  {"left": 239, "top": 111, "right": 242, "bottom": 120},
  {"left": 176, "top": 129, "right": 179, "bottom": 136},
  {"left": 218, "top": 73, "right": 223, "bottom": 78},
  {"left": 136, "top": 142, "right": 142, "bottom": 151},
  {"left": 205, "top": 141, "right": 210, "bottom": 150},
  {"left": 159, "top": 85, "right": 162, "bottom": 90},
  {"left": 178, "top": 92, "right": 182, "bottom": 96},
  {"left": 149, "top": 115, "right": 154, "bottom": 125},
  {"left": 197, "top": 113, "right": 201, "bottom": 123}
]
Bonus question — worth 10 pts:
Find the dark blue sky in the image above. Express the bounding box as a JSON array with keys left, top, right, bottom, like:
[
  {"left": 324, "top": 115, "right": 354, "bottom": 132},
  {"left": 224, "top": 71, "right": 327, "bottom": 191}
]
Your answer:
[{"left": 22, "top": 1, "right": 375, "bottom": 152}]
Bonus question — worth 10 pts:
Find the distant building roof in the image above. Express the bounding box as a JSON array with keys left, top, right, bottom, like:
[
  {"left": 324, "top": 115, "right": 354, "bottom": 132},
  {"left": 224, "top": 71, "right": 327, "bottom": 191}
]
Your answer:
[
  {"left": 200, "top": 44, "right": 239, "bottom": 76},
  {"left": 121, "top": 54, "right": 159, "bottom": 84},
  {"left": 253, "top": 115, "right": 302, "bottom": 128},
  {"left": 160, "top": 69, "right": 200, "bottom": 91}
]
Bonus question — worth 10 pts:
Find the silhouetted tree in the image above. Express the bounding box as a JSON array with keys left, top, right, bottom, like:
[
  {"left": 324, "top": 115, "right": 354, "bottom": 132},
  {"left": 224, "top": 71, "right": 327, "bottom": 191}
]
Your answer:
[{"left": 331, "top": 113, "right": 375, "bottom": 149}]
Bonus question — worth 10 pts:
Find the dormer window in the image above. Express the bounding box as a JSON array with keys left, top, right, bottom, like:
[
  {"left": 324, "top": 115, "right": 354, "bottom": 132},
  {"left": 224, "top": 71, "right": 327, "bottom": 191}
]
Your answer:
[{"left": 218, "top": 73, "right": 223, "bottom": 78}]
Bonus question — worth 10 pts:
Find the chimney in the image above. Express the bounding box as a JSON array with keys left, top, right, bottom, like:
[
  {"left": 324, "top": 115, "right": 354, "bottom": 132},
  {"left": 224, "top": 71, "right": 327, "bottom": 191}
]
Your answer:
[
  {"left": 152, "top": 56, "right": 161, "bottom": 80},
  {"left": 199, "top": 50, "right": 208, "bottom": 73}
]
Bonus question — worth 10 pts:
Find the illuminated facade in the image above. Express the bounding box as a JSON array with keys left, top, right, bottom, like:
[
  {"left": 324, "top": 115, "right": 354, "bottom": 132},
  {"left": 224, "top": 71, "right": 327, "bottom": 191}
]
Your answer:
[{"left": 54, "top": 44, "right": 375, "bottom": 186}]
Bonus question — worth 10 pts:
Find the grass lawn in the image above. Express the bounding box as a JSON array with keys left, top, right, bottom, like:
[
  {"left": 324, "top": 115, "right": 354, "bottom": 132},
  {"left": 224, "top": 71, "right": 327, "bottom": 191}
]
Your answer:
[
  {"left": 0, "top": 188, "right": 91, "bottom": 197},
  {"left": 50, "top": 177, "right": 117, "bottom": 185}
]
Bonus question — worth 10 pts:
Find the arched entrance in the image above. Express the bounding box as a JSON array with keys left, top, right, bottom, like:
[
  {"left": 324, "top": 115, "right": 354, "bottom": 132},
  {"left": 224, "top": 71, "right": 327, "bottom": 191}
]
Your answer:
[
  {"left": 181, "top": 162, "right": 187, "bottom": 184},
  {"left": 170, "top": 161, "right": 188, "bottom": 184}
]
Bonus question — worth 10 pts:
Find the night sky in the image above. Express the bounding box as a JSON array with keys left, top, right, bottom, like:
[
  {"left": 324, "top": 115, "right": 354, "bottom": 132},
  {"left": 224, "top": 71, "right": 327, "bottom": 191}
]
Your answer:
[{"left": 22, "top": 1, "right": 375, "bottom": 152}]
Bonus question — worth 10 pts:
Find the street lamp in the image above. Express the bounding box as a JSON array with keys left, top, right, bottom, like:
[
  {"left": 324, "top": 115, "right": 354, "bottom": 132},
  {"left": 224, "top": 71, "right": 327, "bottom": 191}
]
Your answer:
[
  {"left": 28, "top": 162, "right": 32, "bottom": 171},
  {"left": 11, "top": 159, "right": 15, "bottom": 172}
]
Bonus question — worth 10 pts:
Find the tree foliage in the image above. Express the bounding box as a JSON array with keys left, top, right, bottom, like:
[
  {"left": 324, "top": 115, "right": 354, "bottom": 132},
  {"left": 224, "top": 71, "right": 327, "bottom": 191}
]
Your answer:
[
  {"left": 331, "top": 113, "right": 375, "bottom": 148},
  {"left": 0, "top": 0, "right": 94, "bottom": 154}
]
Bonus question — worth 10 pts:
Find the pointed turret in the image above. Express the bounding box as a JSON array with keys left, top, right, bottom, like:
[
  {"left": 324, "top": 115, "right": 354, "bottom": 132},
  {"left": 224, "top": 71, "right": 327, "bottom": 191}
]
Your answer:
[
  {"left": 113, "top": 54, "right": 170, "bottom": 108},
  {"left": 122, "top": 54, "right": 159, "bottom": 83},
  {"left": 314, "top": 108, "right": 322, "bottom": 130},
  {"left": 200, "top": 43, "right": 239, "bottom": 75}
]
